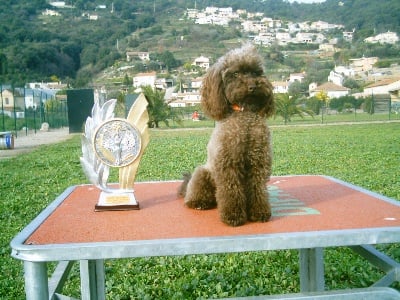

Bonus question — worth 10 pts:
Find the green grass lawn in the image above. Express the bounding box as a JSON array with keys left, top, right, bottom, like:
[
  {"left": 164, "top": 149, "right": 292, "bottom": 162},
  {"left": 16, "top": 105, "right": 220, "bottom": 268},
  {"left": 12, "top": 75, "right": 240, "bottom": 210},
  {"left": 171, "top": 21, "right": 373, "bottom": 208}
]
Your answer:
[
  {"left": 1, "top": 122, "right": 399, "bottom": 299},
  {"left": 166, "top": 112, "right": 400, "bottom": 129}
]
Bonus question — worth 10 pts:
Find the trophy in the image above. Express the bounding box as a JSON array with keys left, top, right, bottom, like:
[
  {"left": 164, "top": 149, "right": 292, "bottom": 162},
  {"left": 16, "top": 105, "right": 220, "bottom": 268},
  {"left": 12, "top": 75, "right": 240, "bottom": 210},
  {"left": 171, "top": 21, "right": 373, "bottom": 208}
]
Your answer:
[{"left": 80, "top": 94, "right": 149, "bottom": 211}]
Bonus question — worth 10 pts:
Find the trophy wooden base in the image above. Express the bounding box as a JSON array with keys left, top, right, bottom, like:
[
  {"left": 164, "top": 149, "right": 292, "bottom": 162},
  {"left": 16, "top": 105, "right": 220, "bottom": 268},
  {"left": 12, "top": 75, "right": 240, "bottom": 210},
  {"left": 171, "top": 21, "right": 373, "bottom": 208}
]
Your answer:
[{"left": 95, "top": 191, "right": 140, "bottom": 211}]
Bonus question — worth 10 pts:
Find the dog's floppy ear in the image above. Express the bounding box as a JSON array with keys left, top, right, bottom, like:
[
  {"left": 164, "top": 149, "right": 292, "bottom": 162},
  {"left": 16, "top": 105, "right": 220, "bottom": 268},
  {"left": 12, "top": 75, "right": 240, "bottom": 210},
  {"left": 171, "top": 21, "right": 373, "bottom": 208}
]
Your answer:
[
  {"left": 262, "top": 93, "right": 275, "bottom": 118},
  {"left": 260, "top": 81, "right": 275, "bottom": 118},
  {"left": 201, "top": 65, "right": 231, "bottom": 120}
]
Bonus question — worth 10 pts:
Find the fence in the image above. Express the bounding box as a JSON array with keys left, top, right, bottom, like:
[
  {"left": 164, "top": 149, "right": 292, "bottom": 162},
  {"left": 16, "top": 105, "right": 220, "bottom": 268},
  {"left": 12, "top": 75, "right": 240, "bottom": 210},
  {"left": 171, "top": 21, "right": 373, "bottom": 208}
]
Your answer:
[
  {"left": 0, "top": 89, "right": 69, "bottom": 137},
  {"left": 2, "top": 87, "right": 399, "bottom": 134},
  {"left": 319, "top": 95, "right": 400, "bottom": 123}
]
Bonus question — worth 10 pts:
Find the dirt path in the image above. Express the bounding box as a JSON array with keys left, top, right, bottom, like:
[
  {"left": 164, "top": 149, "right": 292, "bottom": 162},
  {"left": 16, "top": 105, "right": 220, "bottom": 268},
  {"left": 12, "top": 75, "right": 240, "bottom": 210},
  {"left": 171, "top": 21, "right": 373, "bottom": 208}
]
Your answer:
[{"left": 0, "top": 127, "right": 75, "bottom": 159}]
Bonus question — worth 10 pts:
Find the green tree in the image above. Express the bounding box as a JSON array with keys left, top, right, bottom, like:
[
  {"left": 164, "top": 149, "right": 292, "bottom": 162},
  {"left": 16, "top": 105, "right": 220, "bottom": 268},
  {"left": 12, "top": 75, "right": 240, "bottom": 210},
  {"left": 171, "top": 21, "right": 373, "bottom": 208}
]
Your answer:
[
  {"left": 142, "top": 85, "right": 182, "bottom": 128},
  {"left": 274, "top": 93, "right": 314, "bottom": 124},
  {"left": 266, "top": 45, "right": 284, "bottom": 64},
  {"left": 123, "top": 74, "right": 131, "bottom": 86},
  {"left": 288, "top": 81, "right": 308, "bottom": 97},
  {"left": 343, "top": 78, "right": 361, "bottom": 93},
  {"left": 305, "top": 97, "right": 322, "bottom": 115},
  {"left": 153, "top": 51, "right": 180, "bottom": 71},
  {"left": 364, "top": 96, "right": 375, "bottom": 114},
  {"left": 330, "top": 95, "right": 362, "bottom": 112},
  {"left": 0, "top": 52, "right": 7, "bottom": 76}
]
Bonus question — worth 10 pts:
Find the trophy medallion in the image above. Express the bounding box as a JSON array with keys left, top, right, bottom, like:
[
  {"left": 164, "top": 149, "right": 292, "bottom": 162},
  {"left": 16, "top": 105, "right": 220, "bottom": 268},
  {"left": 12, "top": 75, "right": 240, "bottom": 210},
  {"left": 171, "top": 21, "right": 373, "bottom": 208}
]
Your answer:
[
  {"left": 80, "top": 94, "right": 149, "bottom": 211},
  {"left": 93, "top": 119, "right": 142, "bottom": 168}
]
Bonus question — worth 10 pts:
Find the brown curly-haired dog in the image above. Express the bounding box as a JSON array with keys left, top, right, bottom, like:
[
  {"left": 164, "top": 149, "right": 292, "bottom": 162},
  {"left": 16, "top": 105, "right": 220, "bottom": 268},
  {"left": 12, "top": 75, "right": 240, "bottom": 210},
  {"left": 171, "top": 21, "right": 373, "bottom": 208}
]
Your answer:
[{"left": 178, "top": 44, "right": 275, "bottom": 226}]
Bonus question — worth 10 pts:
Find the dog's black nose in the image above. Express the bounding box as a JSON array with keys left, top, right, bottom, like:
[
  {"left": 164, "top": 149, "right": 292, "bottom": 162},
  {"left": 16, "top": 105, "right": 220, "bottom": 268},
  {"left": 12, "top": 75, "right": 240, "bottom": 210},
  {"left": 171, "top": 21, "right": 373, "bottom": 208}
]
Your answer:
[{"left": 248, "top": 85, "right": 256, "bottom": 93}]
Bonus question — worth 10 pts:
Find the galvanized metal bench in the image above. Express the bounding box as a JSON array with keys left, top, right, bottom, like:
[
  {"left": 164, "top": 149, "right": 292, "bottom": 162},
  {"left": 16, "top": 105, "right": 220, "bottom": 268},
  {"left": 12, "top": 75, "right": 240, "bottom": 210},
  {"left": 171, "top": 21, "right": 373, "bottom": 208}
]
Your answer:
[{"left": 11, "top": 176, "right": 400, "bottom": 299}]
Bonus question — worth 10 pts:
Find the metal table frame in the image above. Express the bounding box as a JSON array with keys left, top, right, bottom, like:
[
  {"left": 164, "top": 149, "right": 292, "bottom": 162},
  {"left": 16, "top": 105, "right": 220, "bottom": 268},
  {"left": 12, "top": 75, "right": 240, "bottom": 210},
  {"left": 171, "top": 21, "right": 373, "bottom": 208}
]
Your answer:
[{"left": 10, "top": 177, "right": 400, "bottom": 299}]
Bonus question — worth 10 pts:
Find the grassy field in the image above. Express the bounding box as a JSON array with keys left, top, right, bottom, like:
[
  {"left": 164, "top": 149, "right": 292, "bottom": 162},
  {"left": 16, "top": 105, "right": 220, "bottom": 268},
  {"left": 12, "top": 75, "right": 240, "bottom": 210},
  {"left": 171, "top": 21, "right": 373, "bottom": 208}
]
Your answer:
[
  {"left": 165, "top": 112, "right": 400, "bottom": 129},
  {"left": 1, "top": 122, "right": 399, "bottom": 299}
]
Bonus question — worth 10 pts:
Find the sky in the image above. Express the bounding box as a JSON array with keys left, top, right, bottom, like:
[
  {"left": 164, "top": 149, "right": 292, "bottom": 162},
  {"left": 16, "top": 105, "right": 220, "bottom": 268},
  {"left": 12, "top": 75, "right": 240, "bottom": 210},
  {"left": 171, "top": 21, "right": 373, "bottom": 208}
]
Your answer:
[{"left": 288, "top": 0, "right": 326, "bottom": 3}]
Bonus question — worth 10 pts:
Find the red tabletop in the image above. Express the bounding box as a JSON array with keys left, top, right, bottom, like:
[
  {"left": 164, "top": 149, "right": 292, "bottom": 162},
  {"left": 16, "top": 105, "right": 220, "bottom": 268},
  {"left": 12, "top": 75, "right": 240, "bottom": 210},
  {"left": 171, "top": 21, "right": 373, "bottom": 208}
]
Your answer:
[{"left": 26, "top": 176, "right": 400, "bottom": 245}]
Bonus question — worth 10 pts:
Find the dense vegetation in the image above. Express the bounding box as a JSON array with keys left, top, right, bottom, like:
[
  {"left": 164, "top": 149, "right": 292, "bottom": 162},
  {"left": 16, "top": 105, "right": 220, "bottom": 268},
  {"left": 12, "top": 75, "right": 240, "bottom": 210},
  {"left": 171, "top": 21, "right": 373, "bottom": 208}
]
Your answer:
[
  {"left": 0, "top": 0, "right": 399, "bottom": 86},
  {"left": 1, "top": 123, "right": 399, "bottom": 298}
]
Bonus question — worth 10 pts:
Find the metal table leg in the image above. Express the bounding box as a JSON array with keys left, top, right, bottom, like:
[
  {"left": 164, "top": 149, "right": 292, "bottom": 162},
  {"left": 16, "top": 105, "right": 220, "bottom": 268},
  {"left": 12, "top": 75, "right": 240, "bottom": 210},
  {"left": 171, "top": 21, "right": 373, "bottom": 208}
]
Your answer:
[
  {"left": 80, "top": 259, "right": 106, "bottom": 300},
  {"left": 24, "top": 261, "right": 49, "bottom": 300},
  {"left": 351, "top": 245, "right": 400, "bottom": 287},
  {"left": 299, "top": 248, "right": 325, "bottom": 292}
]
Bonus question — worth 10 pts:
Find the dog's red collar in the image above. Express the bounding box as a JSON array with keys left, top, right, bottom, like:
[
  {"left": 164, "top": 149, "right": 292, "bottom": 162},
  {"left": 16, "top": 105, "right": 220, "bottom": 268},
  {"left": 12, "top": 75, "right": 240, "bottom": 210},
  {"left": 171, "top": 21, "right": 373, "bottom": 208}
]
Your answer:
[{"left": 232, "top": 104, "right": 244, "bottom": 112}]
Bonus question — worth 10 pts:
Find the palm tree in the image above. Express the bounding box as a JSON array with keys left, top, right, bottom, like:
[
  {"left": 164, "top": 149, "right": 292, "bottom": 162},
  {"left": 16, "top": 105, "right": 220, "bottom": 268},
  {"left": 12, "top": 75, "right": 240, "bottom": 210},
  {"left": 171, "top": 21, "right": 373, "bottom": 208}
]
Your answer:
[
  {"left": 274, "top": 93, "right": 314, "bottom": 125},
  {"left": 142, "top": 85, "right": 182, "bottom": 128}
]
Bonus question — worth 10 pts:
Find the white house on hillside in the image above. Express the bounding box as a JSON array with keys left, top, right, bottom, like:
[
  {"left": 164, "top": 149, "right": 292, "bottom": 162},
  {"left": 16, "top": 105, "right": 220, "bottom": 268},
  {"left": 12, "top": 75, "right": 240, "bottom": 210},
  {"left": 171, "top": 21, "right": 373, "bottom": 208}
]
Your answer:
[
  {"left": 272, "top": 81, "right": 289, "bottom": 94},
  {"left": 193, "top": 56, "right": 210, "bottom": 70},
  {"left": 328, "top": 66, "right": 355, "bottom": 86},
  {"left": 343, "top": 30, "right": 355, "bottom": 41},
  {"left": 191, "top": 77, "right": 203, "bottom": 90},
  {"left": 289, "top": 72, "right": 306, "bottom": 84},
  {"left": 296, "top": 32, "right": 313, "bottom": 43},
  {"left": 310, "top": 20, "right": 343, "bottom": 31},
  {"left": 133, "top": 72, "right": 157, "bottom": 89},
  {"left": 50, "top": 1, "right": 66, "bottom": 8},
  {"left": 42, "top": 9, "right": 60, "bottom": 16},
  {"left": 363, "top": 78, "right": 400, "bottom": 96},
  {"left": 168, "top": 92, "right": 201, "bottom": 108},
  {"left": 328, "top": 71, "right": 344, "bottom": 86},
  {"left": 334, "top": 66, "right": 355, "bottom": 77},
  {"left": 28, "top": 82, "right": 67, "bottom": 90},
  {"left": 364, "top": 31, "right": 399, "bottom": 45},
  {"left": 0, "top": 88, "right": 56, "bottom": 111},
  {"left": 126, "top": 51, "right": 150, "bottom": 62},
  {"left": 276, "top": 32, "right": 291, "bottom": 45},
  {"left": 254, "top": 33, "right": 275, "bottom": 45},
  {"left": 309, "top": 82, "right": 349, "bottom": 98}
]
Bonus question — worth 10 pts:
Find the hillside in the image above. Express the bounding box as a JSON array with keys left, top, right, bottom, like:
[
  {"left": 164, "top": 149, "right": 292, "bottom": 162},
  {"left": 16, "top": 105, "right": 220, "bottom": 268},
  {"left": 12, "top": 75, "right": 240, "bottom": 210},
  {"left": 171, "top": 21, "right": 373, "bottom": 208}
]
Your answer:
[{"left": 0, "top": 0, "right": 399, "bottom": 86}]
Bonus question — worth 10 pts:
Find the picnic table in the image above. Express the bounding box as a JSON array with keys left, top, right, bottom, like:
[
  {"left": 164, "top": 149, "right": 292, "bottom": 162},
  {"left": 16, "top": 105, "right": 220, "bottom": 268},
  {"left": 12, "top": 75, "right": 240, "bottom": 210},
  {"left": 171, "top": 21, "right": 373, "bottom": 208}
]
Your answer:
[{"left": 10, "top": 175, "right": 400, "bottom": 299}]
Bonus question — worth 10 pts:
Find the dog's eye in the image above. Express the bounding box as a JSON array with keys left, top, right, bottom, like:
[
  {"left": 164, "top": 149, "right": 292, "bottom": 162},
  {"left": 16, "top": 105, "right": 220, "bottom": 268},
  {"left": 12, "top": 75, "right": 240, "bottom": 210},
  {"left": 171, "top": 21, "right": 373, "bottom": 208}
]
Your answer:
[{"left": 233, "top": 72, "right": 239, "bottom": 78}]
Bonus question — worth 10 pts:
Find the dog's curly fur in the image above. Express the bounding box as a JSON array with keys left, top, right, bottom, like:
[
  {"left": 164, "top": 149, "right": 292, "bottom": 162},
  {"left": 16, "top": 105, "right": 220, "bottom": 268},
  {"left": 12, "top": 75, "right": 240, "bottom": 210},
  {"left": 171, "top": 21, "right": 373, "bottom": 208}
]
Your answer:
[{"left": 178, "top": 44, "right": 275, "bottom": 226}]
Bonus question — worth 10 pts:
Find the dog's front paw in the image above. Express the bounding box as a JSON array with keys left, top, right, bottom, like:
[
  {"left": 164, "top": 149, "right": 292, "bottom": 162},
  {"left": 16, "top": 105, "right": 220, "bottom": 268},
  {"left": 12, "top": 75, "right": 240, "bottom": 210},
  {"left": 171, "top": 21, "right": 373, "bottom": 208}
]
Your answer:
[
  {"left": 220, "top": 209, "right": 247, "bottom": 227},
  {"left": 248, "top": 201, "right": 271, "bottom": 223},
  {"left": 248, "top": 209, "right": 271, "bottom": 223},
  {"left": 185, "top": 197, "right": 216, "bottom": 210}
]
